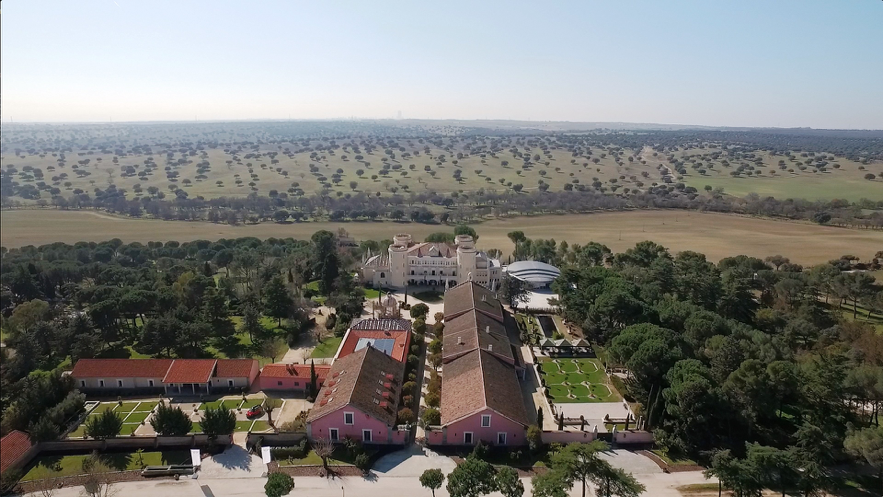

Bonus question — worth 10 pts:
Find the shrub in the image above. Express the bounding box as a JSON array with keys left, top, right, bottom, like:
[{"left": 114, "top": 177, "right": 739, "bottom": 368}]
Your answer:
[
  {"left": 397, "top": 408, "right": 415, "bottom": 425},
  {"left": 354, "top": 453, "right": 371, "bottom": 472},
  {"left": 271, "top": 439, "right": 309, "bottom": 460},
  {"left": 150, "top": 402, "right": 193, "bottom": 436},
  {"left": 85, "top": 410, "right": 123, "bottom": 440},
  {"left": 433, "top": 312, "right": 445, "bottom": 324},
  {"left": 470, "top": 441, "right": 489, "bottom": 460},
  {"left": 424, "top": 391, "right": 440, "bottom": 408},
  {"left": 407, "top": 354, "right": 420, "bottom": 368},
  {"left": 427, "top": 373, "right": 441, "bottom": 395},
  {"left": 265, "top": 472, "right": 294, "bottom": 497},
  {"left": 422, "top": 408, "right": 441, "bottom": 426},
  {"left": 527, "top": 425, "right": 543, "bottom": 453},
  {"left": 402, "top": 381, "right": 417, "bottom": 396},
  {"left": 410, "top": 303, "right": 430, "bottom": 319},
  {"left": 428, "top": 339, "right": 442, "bottom": 354}
]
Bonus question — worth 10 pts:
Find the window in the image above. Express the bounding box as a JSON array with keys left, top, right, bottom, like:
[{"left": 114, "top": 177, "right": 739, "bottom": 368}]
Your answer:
[
  {"left": 481, "top": 415, "right": 491, "bottom": 428},
  {"left": 80, "top": 380, "right": 86, "bottom": 388},
  {"left": 228, "top": 380, "right": 234, "bottom": 387},
  {"left": 362, "top": 429, "right": 372, "bottom": 443},
  {"left": 380, "top": 272, "right": 385, "bottom": 278},
  {"left": 278, "top": 381, "right": 283, "bottom": 386},
  {"left": 294, "top": 382, "right": 300, "bottom": 386},
  {"left": 117, "top": 380, "right": 124, "bottom": 388},
  {"left": 464, "top": 432, "right": 474, "bottom": 444},
  {"left": 344, "top": 412, "right": 354, "bottom": 425},
  {"left": 497, "top": 432, "right": 507, "bottom": 445},
  {"left": 148, "top": 380, "right": 154, "bottom": 387},
  {"left": 99, "top": 380, "right": 105, "bottom": 388},
  {"left": 329, "top": 428, "right": 339, "bottom": 441}
]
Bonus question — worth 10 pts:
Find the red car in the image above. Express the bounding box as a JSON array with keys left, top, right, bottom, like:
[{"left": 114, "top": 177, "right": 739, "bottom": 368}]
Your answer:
[{"left": 246, "top": 405, "right": 264, "bottom": 419}]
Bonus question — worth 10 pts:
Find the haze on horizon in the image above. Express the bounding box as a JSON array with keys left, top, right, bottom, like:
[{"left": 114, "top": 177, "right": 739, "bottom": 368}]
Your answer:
[{"left": 2, "top": 0, "right": 882, "bottom": 129}]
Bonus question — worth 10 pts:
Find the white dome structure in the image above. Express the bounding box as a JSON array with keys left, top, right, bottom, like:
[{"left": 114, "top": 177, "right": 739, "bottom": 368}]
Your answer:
[{"left": 505, "top": 260, "right": 561, "bottom": 288}]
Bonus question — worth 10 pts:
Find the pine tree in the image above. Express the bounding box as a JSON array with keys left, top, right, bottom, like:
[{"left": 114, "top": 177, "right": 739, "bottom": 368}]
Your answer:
[
  {"left": 264, "top": 276, "right": 293, "bottom": 327},
  {"left": 309, "top": 360, "right": 318, "bottom": 399}
]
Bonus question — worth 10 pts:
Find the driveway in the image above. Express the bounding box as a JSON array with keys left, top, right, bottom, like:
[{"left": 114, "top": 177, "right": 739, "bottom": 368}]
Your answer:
[
  {"left": 372, "top": 445, "right": 458, "bottom": 477},
  {"left": 598, "top": 449, "right": 662, "bottom": 475},
  {"left": 198, "top": 445, "right": 266, "bottom": 479}
]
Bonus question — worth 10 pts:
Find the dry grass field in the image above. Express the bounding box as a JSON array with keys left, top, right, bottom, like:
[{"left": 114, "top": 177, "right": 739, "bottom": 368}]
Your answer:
[{"left": 2, "top": 209, "right": 879, "bottom": 265}]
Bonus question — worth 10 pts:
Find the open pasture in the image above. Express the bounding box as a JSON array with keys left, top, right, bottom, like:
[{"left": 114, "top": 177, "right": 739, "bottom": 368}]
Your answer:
[{"left": 2, "top": 209, "right": 880, "bottom": 266}]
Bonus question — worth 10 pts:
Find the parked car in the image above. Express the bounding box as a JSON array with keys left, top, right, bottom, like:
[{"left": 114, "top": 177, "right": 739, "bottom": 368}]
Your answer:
[{"left": 246, "top": 405, "right": 264, "bottom": 419}]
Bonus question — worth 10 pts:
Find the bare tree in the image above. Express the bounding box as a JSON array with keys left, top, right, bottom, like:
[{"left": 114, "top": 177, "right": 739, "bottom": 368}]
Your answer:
[
  {"left": 80, "top": 457, "right": 118, "bottom": 497},
  {"left": 312, "top": 438, "right": 335, "bottom": 471},
  {"left": 30, "top": 476, "right": 58, "bottom": 497}
]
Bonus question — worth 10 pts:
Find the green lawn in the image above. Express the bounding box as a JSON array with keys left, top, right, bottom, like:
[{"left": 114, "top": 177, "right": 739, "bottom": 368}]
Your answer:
[
  {"left": 279, "top": 449, "right": 353, "bottom": 467},
  {"left": 123, "top": 411, "right": 151, "bottom": 424},
  {"left": 200, "top": 398, "right": 240, "bottom": 411},
  {"left": 311, "top": 337, "right": 342, "bottom": 358},
  {"left": 235, "top": 420, "right": 255, "bottom": 432},
  {"left": 250, "top": 420, "right": 272, "bottom": 432},
  {"left": 22, "top": 450, "right": 189, "bottom": 481},
  {"left": 93, "top": 403, "right": 117, "bottom": 413},
  {"left": 541, "top": 359, "right": 621, "bottom": 403},
  {"left": 68, "top": 425, "right": 87, "bottom": 438},
  {"left": 189, "top": 422, "right": 202, "bottom": 434},
  {"left": 120, "top": 424, "right": 140, "bottom": 435},
  {"left": 116, "top": 402, "right": 141, "bottom": 413}
]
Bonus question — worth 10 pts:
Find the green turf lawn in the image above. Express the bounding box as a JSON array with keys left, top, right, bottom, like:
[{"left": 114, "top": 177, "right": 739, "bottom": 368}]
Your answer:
[
  {"left": 200, "top": 398, "right": 240, "bottom": 411},
  {"left": 411, "top": 290, "right": 444, "bottom": 303},
  {"left": 93, "top": 403, "right": 117, "bottom": 413},
  {"left": 311, "top": 337, "right": 342, "bottom": 358},
  {"left": 123, "top": 411, "right": 150, "bottom": 423},
  {"left": 189, "top": 422, "right": 202, "bottom": 434},
  {"left": 235, "top": 420, "right": 255, "bottom": 432},
  {"left": 68, "top": 425, "right": 87, "bottom": 438},
  {"left": 242, "top": 397, "right": 265, "bottom": 409},
  {"left": 651, "top": 450, "right": 697, "bottom": 466},
  {"left": 280, "top": 450, "right": 352, "bottom": 467},
  {"left": 250, "top": 420, "right": 272, "bottom": 432},
  {"left": 120, "top": 424, "right": 140, "bottom": 435},
  {"left": 22, "top": 450, "right": 189, "bottom": 481},
  {"left": 116, "top": 402, "right": 141, "bottom": 413}
]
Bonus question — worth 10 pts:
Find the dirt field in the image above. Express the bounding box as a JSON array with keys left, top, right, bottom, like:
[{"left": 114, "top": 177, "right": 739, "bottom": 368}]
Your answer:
[{"left": 2, "top": 209, "right": 879, "bottom": 265}]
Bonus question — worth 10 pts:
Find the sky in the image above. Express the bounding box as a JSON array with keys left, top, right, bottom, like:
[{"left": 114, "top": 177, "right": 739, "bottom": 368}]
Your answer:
[{"left": 2, "top": 0, "right": 882, "bottom": 128}]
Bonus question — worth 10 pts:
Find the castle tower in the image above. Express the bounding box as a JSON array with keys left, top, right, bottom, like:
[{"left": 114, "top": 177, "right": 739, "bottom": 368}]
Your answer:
[
  {"left": 455, "top": 235, "right": 476, "bottom": 286},
  {"left": 388, "top": 233, "right": 412, "bottom": 288}
]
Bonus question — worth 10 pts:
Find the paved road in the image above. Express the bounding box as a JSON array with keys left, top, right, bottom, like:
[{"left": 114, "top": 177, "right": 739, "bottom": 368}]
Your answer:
[{"left": 46, "top": 470, "right": 712, "bottom": 497}]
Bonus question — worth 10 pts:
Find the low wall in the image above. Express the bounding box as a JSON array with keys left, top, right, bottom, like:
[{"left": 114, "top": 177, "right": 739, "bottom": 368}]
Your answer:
[
  {"left": 391, "top": 429, "right": 410, "bottom": 445},
  {"left": 541, "top": 430, "right": 597, "bottom": 444},
  {"left": 614, "top": 430, "right": 654, "bottom": 444},
  {"left": 39, "top": 434, "right": 228, "bottom": 453},
  {"left": 246, "top": 432, "right": 306, "bottom": 449},
  {"left": 424, "top": 429, "right": 444, "bottom": 445}
]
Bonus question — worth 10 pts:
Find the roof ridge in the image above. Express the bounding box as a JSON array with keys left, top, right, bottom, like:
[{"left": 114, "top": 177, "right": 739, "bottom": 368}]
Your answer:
[{"left": 476, "top": 349, "right": 489, "bottom": 410}]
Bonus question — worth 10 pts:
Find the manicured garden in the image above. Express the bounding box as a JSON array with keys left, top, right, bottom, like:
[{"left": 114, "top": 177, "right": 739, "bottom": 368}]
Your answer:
[
  {"left": 540, "top": 358, "right": 621, "bottom": 403},
  {"left": 22, "top": 450, "right": 189, "bottom": 481},
  {"left": 68, "top": 400, "right": 159, "bottom": 438}
]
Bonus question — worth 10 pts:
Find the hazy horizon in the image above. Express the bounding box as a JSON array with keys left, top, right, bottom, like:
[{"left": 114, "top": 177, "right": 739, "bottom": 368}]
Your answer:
[{"left": 3, "top": 0, "right": 882, "bottom": 129}]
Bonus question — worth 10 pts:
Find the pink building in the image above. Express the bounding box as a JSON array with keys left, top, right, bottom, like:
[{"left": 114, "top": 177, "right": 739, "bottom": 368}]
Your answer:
[
  {"left": 257, "top": 363, "right": 331, "bottom": 392},
  {"left": 439, "top": 349, "right": 528, "bottom": 446},
  {"left": 306, "top": 346, "right": 406, "bottom": 445}
]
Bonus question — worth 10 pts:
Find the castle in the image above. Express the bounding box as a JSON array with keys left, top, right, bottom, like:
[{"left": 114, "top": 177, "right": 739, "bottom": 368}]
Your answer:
[{"left": 360, "top": 234, "right": 502, "bottom": 290}]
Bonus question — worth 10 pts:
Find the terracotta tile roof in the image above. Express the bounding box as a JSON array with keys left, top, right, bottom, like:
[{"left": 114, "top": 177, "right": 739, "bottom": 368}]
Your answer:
[
  {"left": 260, "top": 363, "right": 331, "bottom": 384},
  {"left": 216, "top": 359, "right": 257, "bottom": 378},
  {"left": 407, "top": 242, "right": 457, "bottom": 257},
  {"left": 71, "top": 359, "right": 174, "bottom": 379},
  {"left": 306, "top": 347, "right": 404, "bottom": 426},
  {"left": 444, "top": 282, "right": 503, "bottom": 322},
  {"left": 163, "top": 359, "right": 217, "bottom": 384},
  {"left": 440, "top": 349, "right": 527, "bottom": 427},
  {"left": 443, "top": 310, "right": 513, "bottom": 363},
  {"left": 338, "top": 321, "right": 412, "bottom": 363},
  {"left": 1, "top": 430, "right": 33, "bottom": 474}
]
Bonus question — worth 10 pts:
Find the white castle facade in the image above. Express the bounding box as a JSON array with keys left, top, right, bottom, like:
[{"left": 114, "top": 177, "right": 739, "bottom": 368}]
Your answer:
[{"left": 360, "top": 234, "right": 502, "bottom": 290}]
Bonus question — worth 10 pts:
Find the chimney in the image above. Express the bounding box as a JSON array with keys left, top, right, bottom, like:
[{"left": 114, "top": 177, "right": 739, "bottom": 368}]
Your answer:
[
  {"left": 488, "top": 344, "right": 493, "bottom": 352},
  {"left": 485, "top": 325, "right": 490, "bottom": 334},
  {"left": 481, "top": 294, "right": 487, "bottom": 302},
  {"left": 458, "top": 336, "right": 464, "bottom": 345}
]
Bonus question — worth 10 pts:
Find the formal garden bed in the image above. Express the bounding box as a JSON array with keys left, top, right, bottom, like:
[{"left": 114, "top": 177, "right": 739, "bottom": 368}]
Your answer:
[
  {"left": 68, "top": 400, "right": 160, "bottom": 438},
  {"left": 539, "top": 358, "right": 621, "bottom": 403}
]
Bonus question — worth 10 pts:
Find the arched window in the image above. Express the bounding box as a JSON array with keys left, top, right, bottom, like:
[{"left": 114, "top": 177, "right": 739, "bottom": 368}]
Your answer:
[{"left": 380, "top": 272, "right": 385, "bottom": 278}]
